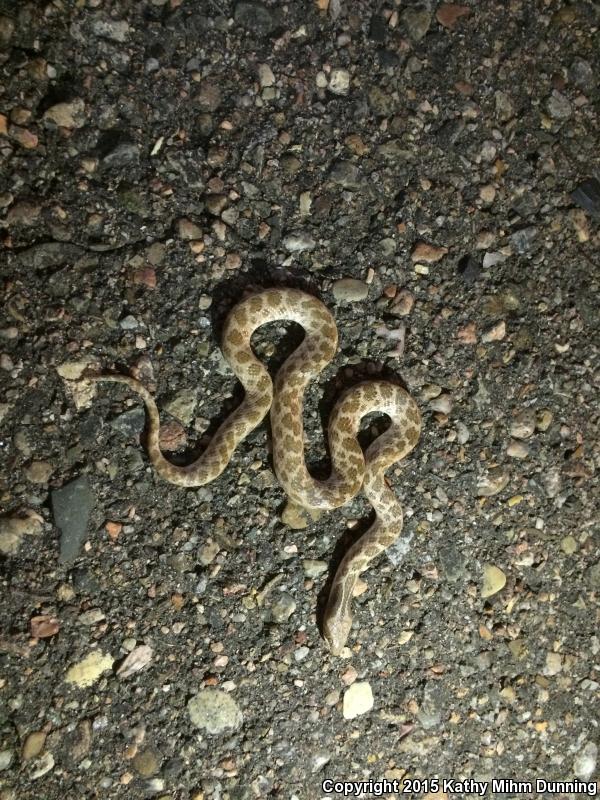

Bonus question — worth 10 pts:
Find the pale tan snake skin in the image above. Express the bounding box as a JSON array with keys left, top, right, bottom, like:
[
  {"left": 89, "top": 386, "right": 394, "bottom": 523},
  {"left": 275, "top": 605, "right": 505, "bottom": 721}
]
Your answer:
[{"left": 88, "top": 288, "right": 421, "bottom": 655}]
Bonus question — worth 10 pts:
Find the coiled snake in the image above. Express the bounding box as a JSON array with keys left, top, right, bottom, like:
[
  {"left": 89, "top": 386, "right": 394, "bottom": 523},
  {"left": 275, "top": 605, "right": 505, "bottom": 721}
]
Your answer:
[{"left": 88, "top": 288, "right": 421, "bottom": 655}]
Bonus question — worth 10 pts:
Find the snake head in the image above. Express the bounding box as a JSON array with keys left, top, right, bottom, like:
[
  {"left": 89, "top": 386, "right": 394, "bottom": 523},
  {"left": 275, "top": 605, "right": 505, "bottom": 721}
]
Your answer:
[{"left": 322, "top": 586, "right": 353, "bottom": 656}]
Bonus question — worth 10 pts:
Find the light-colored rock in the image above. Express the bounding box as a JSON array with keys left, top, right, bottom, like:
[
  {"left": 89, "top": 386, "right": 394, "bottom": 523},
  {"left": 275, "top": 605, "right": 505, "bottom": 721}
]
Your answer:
[
  {"left": 429, "top": 394, "right": 452, "bottom": 414},
  {"left": 481, "top": 565, "right": 506, "bottom": 598},
  {"left": 25, "top": 460, "right": 54, "bottom": 484},
  {"left": 271, "top": 592, "right": 296, "bottom": 623},
  {"left": 411, "top": 242, "right": 448, "bottom": 263},
  {"left": 177, "top": 218, "right": 202, "bottom": 240},
  {"left": 482, "top": 320, "right": 506, "bottom": 342},
  {"left": 0, "top": 510, "right": 43, "bottom": 556},
  {"left": 116, "top": 645, "right": 153, "bottom": 679},
  {"left": 43, "top": 99, "right": 86, "bottom": 129},
  {"left": 302, "top": 559, "right": 328, "bottom": 578},
  {"left": 343, "top": 682, "right": 374, "bottom": 719},
  {"left": 506, "top": 440, "right": 529, "bottom": 459},
  {"left": 22, "top": 731, "right": 46, "bottom": 761},
  {"left": 328, "top": 68, "right": 350, "bottom": 95},
  {"left": 65, "top": 651, "right": 114, "bottom": 687},
  {"left": 187, "top": 689, "right": 243, "bottom": 734},
  {"left": 332, "top": 278, "right": 368, "bottom": 302},
  {"left": 476, "top": 471, "right": 509, "bottom": 497},
  {"left": 510, "top": 409, "right": 536, "bottom": 439},
  {"left": 574, "top": 741, "right": 598, "bottom": 780},
  {"left": 543, "top": 651, "right": 563, "bottom": 676},
  {"left": 257, "top": 63, "right": 275, "bottom": 87},
  {"left": 283, "top": 231, "right": 316, "bottom": 252}
]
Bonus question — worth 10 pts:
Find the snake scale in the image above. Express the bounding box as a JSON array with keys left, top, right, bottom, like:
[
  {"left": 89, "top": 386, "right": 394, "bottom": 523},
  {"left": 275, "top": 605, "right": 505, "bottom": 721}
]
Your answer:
[{"left": 89, "top": 288, "right": 421, "bottom": 655}]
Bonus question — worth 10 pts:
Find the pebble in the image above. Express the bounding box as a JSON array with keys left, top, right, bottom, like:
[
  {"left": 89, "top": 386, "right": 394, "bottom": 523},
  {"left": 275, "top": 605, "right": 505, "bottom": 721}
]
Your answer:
[
  {"left": 546, "top": 90, "right": 572, "bottom": 120},
  {"left": 294, "top": 646, "right": 310, "bottom": 662},
  {"left": 402, "top": 7, "right": 431, "bottom": 41},
  {"left": 270, "top": 592, "right": 296, "bottom": 623},
  {"left": 329, "top": 160, "right": 362, "bottom": 189},
  {"left": 110, "top": 408, "right": 145, "bottom": 437},
  {"left": 282, "top": 231, "right": 316, "bottom": 252},
  {"left": 0, "top": 751, "right": 13, "bottom": 771},
  {"left": 560, "top": 535, "right": 577, "bottom": 555},
  {"left": 133, "top": 748, "right": 161, "bottom": 777},
  {"left": 495, "top": 90, "right": 514, "bottom": 121},
  {"left": 102, "top": 142, "right": 139, "bottom": 168},
  {"left": 342, "top": 682, "right": 374, "bottom": 720},
  {"left": 302, "top": 559, "right": 328, "bottom": 578},
  {"left": 543, "top": 467, "right": 562, "bottom": 498},
  {"left": 436, "top": 4, "right": 471, "bottom": 30},
  {"left": 458, "top": 255, "right": 481, "bottom": 284},
  {"left": 258, "top": 63, "right": 275, "bottom": 87},
  {"left": 568, "top": 58, "right": 595, "bottom": 92},
  {"left": 164, "top": 390, "right": 197, "bottom": 426},
  {"left": 7, "top": 201, "right": 41, "bottom": 226},
  {"left": 411, "top": 242, "right": 448, "bottom": 263},
  {"left": 177, "top": 218, "right": 202, "bottom": 240},
  {"left": 92, "top": 18, "right": 130, "bottom": 42},
  {"left": 481, "top": 320, "right": 505, "bottom": 342},
  {"left": 481, "top": 565, "right": 506, "bottom": 598},
  {"left": 476, "top": 472, "right": 509, "bottom": 497},
  {"left": 234, "top": 1, "right": 275, "bottom": 35},
  {"left": 187, "top": 689, "right": 243, "bottom": 735},
  {"left": 65, "top": 650, "right": 114, "bottom": 687},
  {"left": 17, "top": 242, "right": 84, "bottom": 271},
  {"left": 195, "top": 80, "right": 221, "bottom": 112},
  {"left": 536, "top": 409, "right": 553, "bottom": 432},
  {"left": 116, "top": 644, "right": 153, "bottom": 679},
  {"left": 571, "top": 177, "right": 600, "bottom": 217},
  {"left": 573, "top": 741, "right": 598, "bottom": 780},
  {"left": 328, "top": 69, "right": 350, "bottom": 96},
  {"left": 199, "top": 541, "right": 220, "bottom": 565},
  {"left": 120, "top": 314, "right": 140, "bottom": 331},
  {"left": 25, "top": 460, "right": 54, "bottom": 484},
  {"left": 479, "top": 184, "right": 496, "bottom": 204},
  {"left": 510, "top": 409, "right": 536, "bottom": 439},
  {"left": 543, "top": 651, "right": 563, "bottom": 676},
  {"left": 29, "top": 752, "right": 54, "bottom": 780},
  {"left": 30, "top": 615, "right": 60, "bottom": 638},
  {"left": 390, "top": 289, "right": 414, "bottom": 316},
  {"left": 43, "top": 99, "right": 86, "bottom": 129},
  {"left": 506, "top": 440, "right": 529, "bottom": 459},
  {"left": 0, "top": 510, "right": 43, "bottom": 556},
  {"left": 429, "top": 394, "right": 452, "bottom": 414},
  {"left": 22, "top": 731, "right": 46, "bottom": 761},
  {"left": 332, "top": 278, "right": 368, "bottom": 303},
  {"left": 509, "top": 226, "right": 538, "bottom": 254},
  {"left": 51, "top": 476, "right": 94, "bottom": 563}
]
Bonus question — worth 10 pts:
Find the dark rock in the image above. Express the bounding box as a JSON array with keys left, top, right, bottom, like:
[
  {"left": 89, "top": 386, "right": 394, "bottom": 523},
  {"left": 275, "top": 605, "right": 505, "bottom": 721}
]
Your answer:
[
  {"left": 377, "top": 49, "right": 400, "bottom": 68},
  {"left": 102, "top": 142, "right": 140, "bottom": 169},
  {"left": 369, "top": 15, "right": 387, "bottom": 42},
  {"left": 568, "top": 58, "right": 595, "bottom": 92},
  {"left": 16, "top": 243, "right": 85, "bottom": 271},
  {"left": 457, "top": 255, "right": 481, "bottom": 284},
  {"left": 51, "top": 476, "right": 94, "bottom": 563},
  {"left": 571, "top": 177, "right": 600, "bottom": 217},
  {"left": 329, "top": 160, "right": 362, "bottom": 190},
  {"left": 509, "top": 225, "right": 538, "bottom": 254},
  {"left": 234, "top": 1, "right": 275, "bottom": 36},
  {"left": 110, "top": 408, "right": 146, "bottom": 438}
]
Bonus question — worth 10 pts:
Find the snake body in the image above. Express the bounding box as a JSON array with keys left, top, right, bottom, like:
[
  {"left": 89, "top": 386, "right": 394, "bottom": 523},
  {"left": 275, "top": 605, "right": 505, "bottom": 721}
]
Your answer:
[{"left": 89, "top": 288, "right": 421, "bottom": 654}]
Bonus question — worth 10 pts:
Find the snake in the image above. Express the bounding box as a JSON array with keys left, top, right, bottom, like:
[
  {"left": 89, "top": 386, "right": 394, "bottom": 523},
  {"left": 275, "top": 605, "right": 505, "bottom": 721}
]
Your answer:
[{"left": 87, "top": 288, "right": 421, "bottom": 655}]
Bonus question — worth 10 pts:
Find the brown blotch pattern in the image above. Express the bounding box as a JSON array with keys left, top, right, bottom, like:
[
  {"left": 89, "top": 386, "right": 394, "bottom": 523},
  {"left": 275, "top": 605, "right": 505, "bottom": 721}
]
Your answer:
[{"left": 93, "top": 288, "right": 421, "bottom": 656}]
